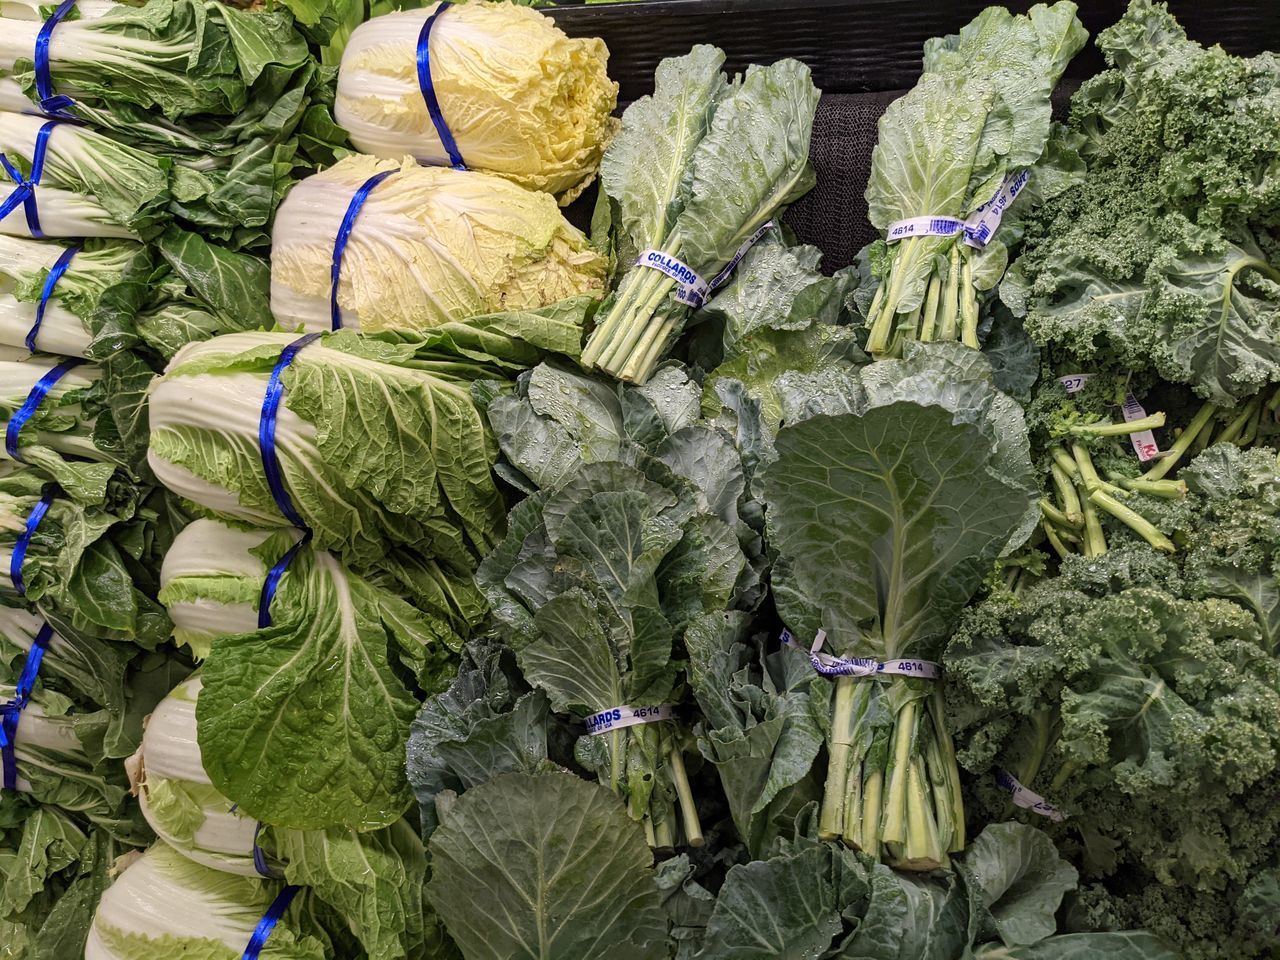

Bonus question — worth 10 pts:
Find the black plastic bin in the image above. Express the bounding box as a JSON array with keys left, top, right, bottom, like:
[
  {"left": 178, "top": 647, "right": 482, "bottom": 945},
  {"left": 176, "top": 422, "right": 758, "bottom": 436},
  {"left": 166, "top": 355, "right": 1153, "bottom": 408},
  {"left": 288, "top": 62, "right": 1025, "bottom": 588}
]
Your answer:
[{"left": 549, "top": 0, "right": 1280, "bottom": 270}]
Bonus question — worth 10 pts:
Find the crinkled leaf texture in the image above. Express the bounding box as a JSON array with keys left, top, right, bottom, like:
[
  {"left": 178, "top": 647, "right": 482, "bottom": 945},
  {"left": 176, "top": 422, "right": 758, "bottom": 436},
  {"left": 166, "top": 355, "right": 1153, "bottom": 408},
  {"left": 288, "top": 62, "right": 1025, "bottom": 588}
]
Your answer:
[
  {"left": 196, "top": 536, "right": 451, "bottom": 831},
  {"left": 427, "top": 772, "right": 667, "bottom": 960}
]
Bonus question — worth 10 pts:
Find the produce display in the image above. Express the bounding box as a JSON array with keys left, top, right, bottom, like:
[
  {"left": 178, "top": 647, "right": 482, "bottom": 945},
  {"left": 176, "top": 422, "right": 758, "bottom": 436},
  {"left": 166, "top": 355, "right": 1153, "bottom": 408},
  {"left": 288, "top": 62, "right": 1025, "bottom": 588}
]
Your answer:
[{"left": 0, "top": 0, "right": 1275, "bottom": 959}]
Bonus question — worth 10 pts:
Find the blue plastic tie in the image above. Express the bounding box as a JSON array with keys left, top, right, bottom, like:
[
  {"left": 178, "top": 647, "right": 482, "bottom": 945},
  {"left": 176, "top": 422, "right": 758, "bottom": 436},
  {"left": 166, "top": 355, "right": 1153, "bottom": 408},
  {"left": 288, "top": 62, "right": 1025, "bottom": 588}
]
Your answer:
[
  {"left": 27, "top": 243, "right": 78, "bottom": 352},
  {"left": 6, "top": 356, "right": 83, "bottom": 462},
  {"left": 330, "top": 169, "right": 394, "bottom": 331},
  {"left": 0, "top": 621, "right": 53, "bottom": 790},
  {"left": 258, "top": 334, "right": 320, "bottom": 531},
  {"left": 10, "top": 488, "right": 54, "bottom": 597},
  {"left": 0, "top": 120, "right": 61, "bottom": 238},
  {"left": 34, "top": 0, "right": 78, "bottom": 117},
  {"left": 251, "top": 820, "right": 284, "bottom": 878},
  {"left": 257, "top": 530, "right": 311, "bottom": 629},
  {"left": 415, "top": 2, "right": 465, "bottom": 171},
  {"left": 241, "top": 884, "right": 302, "bottom": 960}
]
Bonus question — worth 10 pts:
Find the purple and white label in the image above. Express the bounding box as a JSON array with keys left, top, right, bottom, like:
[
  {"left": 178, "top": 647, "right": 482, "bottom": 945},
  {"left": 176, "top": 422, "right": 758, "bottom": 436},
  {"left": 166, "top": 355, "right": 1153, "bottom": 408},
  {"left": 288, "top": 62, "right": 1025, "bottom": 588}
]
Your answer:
[
  {"left": 780, "top": 628, "right": 941, "bottom": 680},
  {"left": 585, "top": 703, "right": 674, "bottom": 736},
  {"left": 637, "top": 250, "right": 710, "bottom": 307},
  {"left": 962, "top": 169, "right": 1031, "bottom": 249},
  {"left": 996, "top": 769, "right": 1065, "bottom": 822}
]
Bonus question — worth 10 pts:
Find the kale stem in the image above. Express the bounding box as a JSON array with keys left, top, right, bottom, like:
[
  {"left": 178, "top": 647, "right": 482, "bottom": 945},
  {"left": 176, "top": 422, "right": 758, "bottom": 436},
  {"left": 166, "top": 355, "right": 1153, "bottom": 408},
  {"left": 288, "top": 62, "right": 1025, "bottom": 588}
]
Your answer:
[
  {"left": 1216, "top": 397, "right": 1259, "bottom": 445},
  {"left": 1088, "top": 489, "right": 1176, "bottom": 553},
  {"left": 879, "top": 698, "right": 917, "bottom": 845},
  {"left": 1068, "top": 412, "right": 1165, "bottom": 436},
  {"left": 1080, "top": 495, "right": 1108, "bottom": 557},
  {"left": 919, "top": 272, "right": 942, "bottom": 341},
  {"left": 1040, "top": 497, "right": 1078, "bottom": 530},
  {"left": 1042, "top": 520, "right": 1071, "bottom": 559},
  {"left": 1049, "top": 460, "right": 1083, "bottom": 525},
  {"left": 1143, "top": 402, "right": 1216, "bottom": 481},
  {"left": 667, "top": 746, "right": 703, "bottom": 848},
  {"left": 1051, "top": 444, "right": 1080, "bottom": 479},
  {"left": 819, "top": 676, "right": 856, "bottom": 840},
  {"left": 1049, "top": 758, "right": 1081, "bottom": 794},
  {"left": 1116, "top": 477, "right": 1187, "bottom": 499}
]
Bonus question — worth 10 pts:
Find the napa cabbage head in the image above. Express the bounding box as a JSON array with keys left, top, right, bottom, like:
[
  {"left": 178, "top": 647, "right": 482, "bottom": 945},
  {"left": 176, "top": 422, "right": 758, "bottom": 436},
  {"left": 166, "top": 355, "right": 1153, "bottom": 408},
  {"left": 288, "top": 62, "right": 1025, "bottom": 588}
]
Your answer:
[
  {"left": 158, "top": 518, "right": 290, "bottom": 659},
  {"left": 125, "top": 672, "right": 259, "bottom": 877},
  {"left": 85, "top": 842, "right": 327, "bottom": 960},
  {"left": 335, "top": 3, "right": 618, "bottom": 201},
  {"left": 270, "top": 155, "right": 606, "bottom": 335}
]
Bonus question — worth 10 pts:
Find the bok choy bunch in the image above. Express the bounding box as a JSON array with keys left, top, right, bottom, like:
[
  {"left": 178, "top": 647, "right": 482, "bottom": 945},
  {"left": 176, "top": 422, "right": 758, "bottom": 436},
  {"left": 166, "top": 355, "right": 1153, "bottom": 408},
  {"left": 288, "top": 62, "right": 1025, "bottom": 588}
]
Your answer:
[
  {"left": 861, "top": 2, "right": 1086, "bottom": 356},
  {"left": 580, "top": 47, "right": 819, "bottom": 385},
  {"left": 762, "top": 346, "right": 1036, "bottom": 869}
]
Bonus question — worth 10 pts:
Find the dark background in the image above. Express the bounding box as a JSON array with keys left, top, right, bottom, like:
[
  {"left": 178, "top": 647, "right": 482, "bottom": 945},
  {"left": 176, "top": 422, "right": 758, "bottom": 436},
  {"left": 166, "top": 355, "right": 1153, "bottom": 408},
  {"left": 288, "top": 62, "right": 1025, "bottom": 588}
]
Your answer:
[{"left": 548, "top": 0, "right": 1280, "bottom": 270}]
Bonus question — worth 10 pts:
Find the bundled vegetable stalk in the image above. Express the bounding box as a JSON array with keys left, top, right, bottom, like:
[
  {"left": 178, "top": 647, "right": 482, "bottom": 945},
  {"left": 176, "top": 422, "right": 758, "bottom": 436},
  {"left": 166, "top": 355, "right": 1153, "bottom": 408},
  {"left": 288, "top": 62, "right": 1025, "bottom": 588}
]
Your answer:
[
  {"left": 861, "top": 2, "right": 1086, "bottom": 356},
  {"left": 762, "top": 347, "right": 1037, "bottom": 868},
  {"left": 580, "top": 47, "right": 819, "bottom": 384},
  {"left": 270, "top": 155, "right": 606, "bottom": 335},
  {"left": 336, "top": 2, "right": 619, "bottom": 201},
  {"left": 477, "top": 361, "right": 761, "bottom": 847}
]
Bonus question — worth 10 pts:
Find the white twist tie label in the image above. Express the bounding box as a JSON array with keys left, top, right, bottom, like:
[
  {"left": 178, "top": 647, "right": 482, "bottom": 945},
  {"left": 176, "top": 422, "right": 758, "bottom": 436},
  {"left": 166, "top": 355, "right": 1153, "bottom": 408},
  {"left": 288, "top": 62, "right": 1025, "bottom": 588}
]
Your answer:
[
  {"left": 780, "top": 628, "right": 941, "bottom": 680},
  {"left": 995, "top": 769, "right": 1065, "bottom": 822},
  {"left": 638, "top": 221, "right": 774, "bottom": 309},
  {"left": 962, "top": 169, "right": 1030, "bottom": 248},
  {"left": 1059, "top": 373, "right": 1161, "bottom": 462},
  {"left": 585, "top": 704, "right": 674, "bottom": 736},
  {"left": 885, "top": 170, "right": 1030, "bottom": 249}
]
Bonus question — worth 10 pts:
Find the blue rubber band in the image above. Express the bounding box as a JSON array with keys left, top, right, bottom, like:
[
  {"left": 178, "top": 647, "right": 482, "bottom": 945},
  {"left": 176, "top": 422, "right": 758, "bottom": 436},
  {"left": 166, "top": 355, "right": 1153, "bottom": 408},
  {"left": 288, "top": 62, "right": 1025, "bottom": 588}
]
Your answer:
[
  {"left": 27, "top": 243, "right": 78, "bottom": 353},
  {"left": 415, "top": 2, "right": 465, "bottom": 171},
  {"left": 251, "top": 820, "right": 284, "bottom": 879},
  {"left": 5, "top": 356, "right": 83, "bottom": 462},
  {"left": 35, "top": 0, "right": 78, "bottom": 118},
  {"left": 1, "top": 621, "right": 53, "bottom": 790},
  {"left": 10, "top": 489, "right": 54, "bottom": 597},
  {"left": 330, "top": 170, "right": 394, "bottom": 331},
  {"left": 258, "top": 334, "right": 320, "bottom": 530},
  {"left": 258, "top": 530, "right": 311, "bottom": 629},
  {"left": 241, "top": 884, "right": 302, "bottom": 960},
  {"left": 0, "top": 121, "right": 61, "bottom": 238}
]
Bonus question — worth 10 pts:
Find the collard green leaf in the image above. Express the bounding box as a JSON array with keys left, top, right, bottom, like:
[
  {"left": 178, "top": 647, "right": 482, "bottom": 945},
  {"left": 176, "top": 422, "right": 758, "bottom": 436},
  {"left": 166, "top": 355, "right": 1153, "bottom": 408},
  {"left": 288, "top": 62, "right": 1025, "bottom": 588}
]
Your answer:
[
  {"left": 427, "top": 773, "right": 667, "bottom": 960},
  {"left": 765, "top": 401, "right": 1033, "bottom": 658},
  {"left": 958, "top": 822, "right": 1077, "bottom": 947}
]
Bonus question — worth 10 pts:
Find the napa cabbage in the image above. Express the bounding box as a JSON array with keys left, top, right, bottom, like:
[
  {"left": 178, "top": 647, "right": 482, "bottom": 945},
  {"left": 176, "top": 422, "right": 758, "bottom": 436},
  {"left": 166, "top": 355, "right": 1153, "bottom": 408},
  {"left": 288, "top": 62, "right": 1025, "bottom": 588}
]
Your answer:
[
  {"left": 270, "top": 155, "right": 606, "bottom": 335},
  {"left": 335, "top": 3, "right": 618, "bottom": 201}
]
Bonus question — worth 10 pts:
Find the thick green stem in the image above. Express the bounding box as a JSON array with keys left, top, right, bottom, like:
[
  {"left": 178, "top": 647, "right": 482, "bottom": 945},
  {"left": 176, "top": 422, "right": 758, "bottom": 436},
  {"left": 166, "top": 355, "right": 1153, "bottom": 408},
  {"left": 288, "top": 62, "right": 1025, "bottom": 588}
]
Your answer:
[
  {"left": 1049, "top": 758, "right": 1081, "bottom": 795},
  {"left": 1049, "top": 460, "right": 1083, "bottom": 525},
  {"left": 937, "top": 245, "right": 960, "bottom": 341},
  {"left": 668, "top": 747, "right": 703, "bottom": 848},
  {"left": 1042, "top": 520, "right": 1071, "bottom": 559},
  {"left": 1040, "top": 498, "right": 1078, "bottom": 530},
  {"left": 860, "top": 766, "right": 884, "bottom": 861},
  {"left": 919, "top": 272, "right": 942, "bottom": 342},
  {"left": 653, "top": 813, "right": 675, "bottom": 850},
  {"left": 1088, "top": 489, "right": 1176, "bottom": 553},
  {"left": 609, "top": 729, "right": 623, "bottom": 793},
  {"left": 868, "top": 238, "right": 920, "bottom": 355},
  {"left": 1080, "top": 495, "right": 1107, "bottom": 557},
  {"left": 1116, "top": 477, "right": 1186, "bottom": 499},
  {"left": 1143, "top": 402, "right": 1216, "bottom": 481},
  {"left": 901, "top": 754, "right": 943, "bottom": 869},
  {"left": 959, "top": 251, "right": 979, "bottom": 348},
  {"left": 819, "top": 676, "right": 857, "bottom": 841},
  {"left": 879, "top": 699, "right": 918, "bottom": 845},
  {"left": 1068, "top": 412, "right": 1165, "bottom": 436},
  {"left": 1218, "top": 395, "right": 1262, "bottom": 446},
  {"left": 595, "top": 272, "right": 677, "bottom": 374}
]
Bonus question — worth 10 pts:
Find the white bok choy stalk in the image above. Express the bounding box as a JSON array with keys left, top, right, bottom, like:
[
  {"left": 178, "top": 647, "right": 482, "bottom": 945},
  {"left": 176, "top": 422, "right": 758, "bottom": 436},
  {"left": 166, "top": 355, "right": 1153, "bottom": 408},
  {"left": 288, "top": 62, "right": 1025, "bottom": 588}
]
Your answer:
[
  {"left": 125, "top": 672, "right": 259, "bottom": 876},
  {"left": 0, "top": 112, "right": 169, "bottom": 239},
  {"left": 270, "top": 155, "right": 605, "bottom": 335},
  {"left": 85, "top": 842, "right": 327, "bottom": 960},
  {"left": 0, "top": 236, "right": 148, "bottom": 357},
  {"left": 335, "top": 3, "right": 618, "bottom": 201}
]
